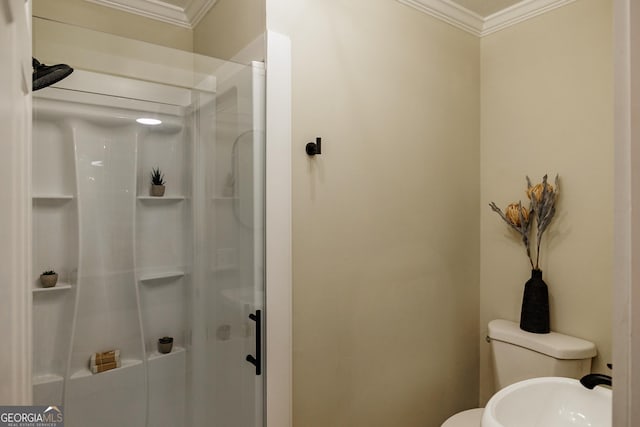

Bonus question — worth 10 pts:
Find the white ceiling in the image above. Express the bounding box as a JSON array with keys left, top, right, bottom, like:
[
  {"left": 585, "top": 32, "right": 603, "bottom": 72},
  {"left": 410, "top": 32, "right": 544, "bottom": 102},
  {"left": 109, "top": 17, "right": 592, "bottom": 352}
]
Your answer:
[{"left": 450, "top": 0, "right": 525, "bottom": 17}]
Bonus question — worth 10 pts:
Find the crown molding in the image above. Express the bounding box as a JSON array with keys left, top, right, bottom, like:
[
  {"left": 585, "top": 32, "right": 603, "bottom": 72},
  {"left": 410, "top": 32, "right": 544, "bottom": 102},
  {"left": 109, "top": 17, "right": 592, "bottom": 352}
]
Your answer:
[
  {"left": 398, "top": 0, "right": 484, "bottom": 36},
  {"left": 398, "top": 0, "right": 577, "bottom": 37},
  {"left": 483, "top": 0, "right": 577, "bottom": 35},
  {"left": 86, "top": 0, "right": 217, "bottom": 29}
]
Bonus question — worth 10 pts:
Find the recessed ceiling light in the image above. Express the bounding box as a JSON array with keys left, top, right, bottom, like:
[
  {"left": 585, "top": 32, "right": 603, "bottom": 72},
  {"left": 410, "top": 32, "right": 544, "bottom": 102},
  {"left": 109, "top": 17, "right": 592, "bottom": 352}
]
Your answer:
[{"left": 136, "top": 118, "right": 162, "bottom": 125}]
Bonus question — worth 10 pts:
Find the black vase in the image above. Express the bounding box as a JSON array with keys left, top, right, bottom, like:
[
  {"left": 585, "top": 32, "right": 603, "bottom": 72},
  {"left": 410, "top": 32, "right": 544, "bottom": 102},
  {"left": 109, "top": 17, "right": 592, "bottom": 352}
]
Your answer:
[{"left": 520, "top": 269, "right": 550, "bottom": 334}]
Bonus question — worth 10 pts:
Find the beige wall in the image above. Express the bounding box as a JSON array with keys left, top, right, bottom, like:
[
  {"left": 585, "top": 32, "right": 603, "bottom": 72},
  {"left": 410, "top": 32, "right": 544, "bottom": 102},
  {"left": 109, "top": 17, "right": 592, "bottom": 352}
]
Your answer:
[
  {"left": 267, "top": 1, "right": 481, "bottom": 426},
  {"left": 32, "top": 0, "right": 193, "bottom": 51},
  {"left": 194, "top": 0, "right": 264, "bottom": 60},
  {"left": 479, "top": 0, "right": 613, "bottom": 404}
]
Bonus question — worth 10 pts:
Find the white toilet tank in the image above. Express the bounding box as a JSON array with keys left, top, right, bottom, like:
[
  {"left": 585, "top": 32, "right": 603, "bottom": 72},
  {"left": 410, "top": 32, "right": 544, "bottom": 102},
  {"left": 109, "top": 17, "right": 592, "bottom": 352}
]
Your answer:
[{"left": 488, "top": 319, "right": 597, "bottom": 390}]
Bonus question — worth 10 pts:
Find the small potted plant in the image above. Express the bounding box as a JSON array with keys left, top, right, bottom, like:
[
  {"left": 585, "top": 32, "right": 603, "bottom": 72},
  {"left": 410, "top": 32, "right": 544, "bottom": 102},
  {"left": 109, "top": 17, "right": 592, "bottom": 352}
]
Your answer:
[
  {"left": 158, "top": 336, "right": 173, "bottom": 354},
  {"left": 150, "top": 167, "right": 166, "bottom": 197},
  {"left": 40, "top": 270, "right": 58, "bottom": 288}
]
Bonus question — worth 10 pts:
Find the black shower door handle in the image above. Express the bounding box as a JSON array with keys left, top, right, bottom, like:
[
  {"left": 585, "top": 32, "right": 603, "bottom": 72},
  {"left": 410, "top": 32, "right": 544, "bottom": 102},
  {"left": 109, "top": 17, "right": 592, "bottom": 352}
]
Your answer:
[{"left": 246, "top": 309, "right": 262, "bottom": 375}]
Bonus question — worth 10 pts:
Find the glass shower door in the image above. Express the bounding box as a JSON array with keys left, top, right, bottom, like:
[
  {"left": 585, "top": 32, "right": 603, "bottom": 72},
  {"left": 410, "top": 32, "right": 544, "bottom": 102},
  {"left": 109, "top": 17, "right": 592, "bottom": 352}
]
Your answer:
[
  {"left": 31, "top": 18, "right": 266, "bottom": 427},
  {"left": 191, "top": 62, "right": 266, "bottom": 427}
]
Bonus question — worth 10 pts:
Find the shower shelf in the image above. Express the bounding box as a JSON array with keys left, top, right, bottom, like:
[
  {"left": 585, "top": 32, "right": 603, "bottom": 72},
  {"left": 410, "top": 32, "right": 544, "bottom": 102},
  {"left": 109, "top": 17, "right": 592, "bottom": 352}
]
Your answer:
[
  {"left": 137, "top": 196, "right": 185, "bottom": 201},
  {"left": 212, "top": 265, "right": 237, "bottom": 273},
  {"left": 33, "top": 283, "right": 72, "bottom": 293},
  {"left": 147, "top": 345, "right": 185, "bottom": 362},
  {"left": 70, "top": 359, "right": 143, "bottom": 380},
  {"left": 139, "top": 271, "right": 185, "bottom": 282},
  {"left": 32, "top": 194, "right": 74, "bottom": 200},
  {"left": 33, "top": 374, "right": 64, "bottom": 386}
]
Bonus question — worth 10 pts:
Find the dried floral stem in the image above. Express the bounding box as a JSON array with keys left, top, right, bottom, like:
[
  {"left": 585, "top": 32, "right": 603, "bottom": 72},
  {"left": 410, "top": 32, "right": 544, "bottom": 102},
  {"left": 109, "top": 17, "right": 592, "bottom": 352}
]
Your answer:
[
  {"left": 490, "top": 174, "right": 559, "bottom": 271},
  {"left": 489, "top": 201, "right": 535, "bottom": 268},
  {"left": 527, "top": 174, "right": 559, "bottom": 270}
]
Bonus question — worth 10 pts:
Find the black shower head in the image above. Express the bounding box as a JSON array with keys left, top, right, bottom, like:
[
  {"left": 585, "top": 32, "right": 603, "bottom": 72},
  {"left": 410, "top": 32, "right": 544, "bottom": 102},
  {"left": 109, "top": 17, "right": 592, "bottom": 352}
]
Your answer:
[{"left": 32, "top": 57, "right": 74, "bottom": 91}]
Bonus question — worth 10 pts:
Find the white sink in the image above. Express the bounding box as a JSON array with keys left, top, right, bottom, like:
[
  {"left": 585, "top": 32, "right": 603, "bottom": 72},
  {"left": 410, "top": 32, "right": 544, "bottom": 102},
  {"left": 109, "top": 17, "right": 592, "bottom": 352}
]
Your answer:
[{"left": 482, "top": 377, "right": 611, "bottom": 427}]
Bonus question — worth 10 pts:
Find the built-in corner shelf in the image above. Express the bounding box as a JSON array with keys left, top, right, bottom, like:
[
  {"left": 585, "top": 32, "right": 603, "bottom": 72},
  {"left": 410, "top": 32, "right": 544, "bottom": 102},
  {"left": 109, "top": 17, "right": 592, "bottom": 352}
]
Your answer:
[
  {"left": 212, "top": 265, "right": 237, "bottom": 273},
  {"left": 147, "top": 345, "right": 185, "bottom": 362},
  {"left": 33, "top": 373, "right": 64, "bottom": 386},
  {"left": 137, "top": 196, "right": 185, "bottom": 201},
  {"left": 32, "top": 283, "right": 72, "bottom": 293},
  {"left": 32, "top": 194, "right": 74, "bottom": 200},
  {"left": 139, "top": 271, "right": 185, "bottom": 283},
  {"left": 70, "top": 359, "right": 143, "bottom": 380}
]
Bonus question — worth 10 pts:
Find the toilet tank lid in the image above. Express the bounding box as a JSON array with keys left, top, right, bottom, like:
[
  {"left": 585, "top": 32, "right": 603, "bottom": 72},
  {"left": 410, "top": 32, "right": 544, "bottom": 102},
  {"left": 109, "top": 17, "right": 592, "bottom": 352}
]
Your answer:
[{"left": 488, "top": 319, "right": 597, "bottom": 359}]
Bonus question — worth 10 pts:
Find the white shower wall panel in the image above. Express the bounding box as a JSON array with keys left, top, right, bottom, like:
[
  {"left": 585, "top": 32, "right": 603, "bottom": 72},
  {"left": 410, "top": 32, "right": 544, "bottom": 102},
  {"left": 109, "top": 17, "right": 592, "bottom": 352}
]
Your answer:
[
  {"left": 32, "top": 118, "right": 74, "bottom": 195},
  {"left": 137, "top": 127, "right": 190, "bottom": 197},
  {"left": 32, "top": 199, "right": 78, "bottom": 284},
  {"left": 140, "top": 277, "right": 187, "bottom": 356},
  {"left": 32, "top": 291, "right": 74, "bottom": 385},
  {"left": 69, "top": 120, "right": 142, "bottom": 374},
  {"left": 65, "top": 362, "right": 146, "bottom": 427},
  {"left": 147, "top": 349, "right": 187, "bottom": 427},
  {"left": 32, "top": 88, "right": 193, "bottom": 426},
  {"left": 32, "top": 110, "right": 79, "bottom": 406},
  {"left": 30, "top": 58, "right": 264, "bottom": 425},
  {"left": 136, "top": 201, "right": 188, "bottom": 272}
]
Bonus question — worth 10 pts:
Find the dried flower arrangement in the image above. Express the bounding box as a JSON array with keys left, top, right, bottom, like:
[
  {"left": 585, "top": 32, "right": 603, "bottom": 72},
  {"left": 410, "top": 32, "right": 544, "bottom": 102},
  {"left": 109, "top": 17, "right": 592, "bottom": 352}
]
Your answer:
[{"left": 489, "top": 174, "right": 559, "bottom": 270}]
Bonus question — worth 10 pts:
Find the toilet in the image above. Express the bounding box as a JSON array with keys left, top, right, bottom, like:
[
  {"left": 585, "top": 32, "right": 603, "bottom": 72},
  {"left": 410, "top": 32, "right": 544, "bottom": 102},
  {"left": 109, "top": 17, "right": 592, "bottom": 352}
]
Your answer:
[{"left": 441, "top": 319, "right": 597, "bottom": 427}]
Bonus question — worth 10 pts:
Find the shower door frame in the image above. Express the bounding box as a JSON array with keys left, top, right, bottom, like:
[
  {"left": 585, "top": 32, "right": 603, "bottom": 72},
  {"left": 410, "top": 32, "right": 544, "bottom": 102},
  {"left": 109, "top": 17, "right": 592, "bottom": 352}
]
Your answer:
[
  {"left": 0, "top": 0, "right": 33, "bottom": 405},
  {"left": 613, "top": 1, "right": 640, "bottom": 426},
  {"left": 263, "top": 30, "right": 292, "bottom": 427}
]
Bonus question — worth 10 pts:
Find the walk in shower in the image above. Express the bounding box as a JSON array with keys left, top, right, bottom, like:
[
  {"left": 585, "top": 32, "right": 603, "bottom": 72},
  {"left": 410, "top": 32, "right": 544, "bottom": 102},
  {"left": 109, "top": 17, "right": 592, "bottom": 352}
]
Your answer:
[{"left": 31, "top": 17, "right": 265, "bottom": 427}]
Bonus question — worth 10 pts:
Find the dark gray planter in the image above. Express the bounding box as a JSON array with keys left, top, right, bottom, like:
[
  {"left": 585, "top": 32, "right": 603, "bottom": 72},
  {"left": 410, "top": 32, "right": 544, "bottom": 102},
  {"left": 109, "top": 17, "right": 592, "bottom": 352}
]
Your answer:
[{"left": 158, "top": 336, "right": 173, "bottom": 354}]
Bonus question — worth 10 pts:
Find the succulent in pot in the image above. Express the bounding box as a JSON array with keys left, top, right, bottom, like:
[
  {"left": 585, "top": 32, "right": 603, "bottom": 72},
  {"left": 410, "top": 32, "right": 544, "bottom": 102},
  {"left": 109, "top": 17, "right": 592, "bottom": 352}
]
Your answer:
[
  {"left": 40, "top": 270, "right": 58, "bottom": 288},
  {"left": 150, "top": 167, "right": 166, "bottom": 197}
]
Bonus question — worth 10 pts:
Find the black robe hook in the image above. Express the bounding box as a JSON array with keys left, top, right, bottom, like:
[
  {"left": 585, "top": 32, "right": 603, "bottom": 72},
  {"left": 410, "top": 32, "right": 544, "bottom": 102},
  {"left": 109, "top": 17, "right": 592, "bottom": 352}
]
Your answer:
[{"left": 306, "top": 137, "right": 322, "bottom": 156}]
